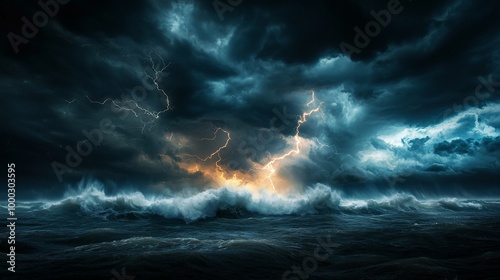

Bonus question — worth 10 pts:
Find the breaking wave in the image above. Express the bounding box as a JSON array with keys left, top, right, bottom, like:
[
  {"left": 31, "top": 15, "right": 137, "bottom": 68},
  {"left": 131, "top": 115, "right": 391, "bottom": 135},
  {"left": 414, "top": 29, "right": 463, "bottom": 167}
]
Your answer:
[{"left": 35, "top": 181, "right": 493, "bottom": 222}]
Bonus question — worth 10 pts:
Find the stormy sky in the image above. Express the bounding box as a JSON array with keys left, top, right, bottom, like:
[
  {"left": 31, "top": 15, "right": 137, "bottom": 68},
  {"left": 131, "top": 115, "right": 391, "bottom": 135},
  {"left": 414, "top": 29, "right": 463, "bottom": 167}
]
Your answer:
[{"left": 1, "top": 0, "right": 499, "bottom": 199}]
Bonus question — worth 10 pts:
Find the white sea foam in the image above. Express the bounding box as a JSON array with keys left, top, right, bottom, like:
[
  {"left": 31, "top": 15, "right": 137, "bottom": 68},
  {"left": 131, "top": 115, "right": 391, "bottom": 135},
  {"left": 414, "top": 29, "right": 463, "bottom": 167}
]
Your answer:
[{"left": 42, "top": 180, "right": 491, "bottom": 221}]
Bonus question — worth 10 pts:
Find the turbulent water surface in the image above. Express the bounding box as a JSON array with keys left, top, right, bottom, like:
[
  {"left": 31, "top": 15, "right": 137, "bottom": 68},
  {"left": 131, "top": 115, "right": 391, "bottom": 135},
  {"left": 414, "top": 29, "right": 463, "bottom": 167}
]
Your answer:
[{"left": 2, "top": 185, "right": 500, "bottom": 279}]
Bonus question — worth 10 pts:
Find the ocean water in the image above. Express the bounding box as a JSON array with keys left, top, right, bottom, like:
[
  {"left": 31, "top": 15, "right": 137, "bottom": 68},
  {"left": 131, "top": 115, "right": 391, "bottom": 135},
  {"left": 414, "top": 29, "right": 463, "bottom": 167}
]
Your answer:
[{"left": 2, "top": 184, "right": 500, "bottom": 280}]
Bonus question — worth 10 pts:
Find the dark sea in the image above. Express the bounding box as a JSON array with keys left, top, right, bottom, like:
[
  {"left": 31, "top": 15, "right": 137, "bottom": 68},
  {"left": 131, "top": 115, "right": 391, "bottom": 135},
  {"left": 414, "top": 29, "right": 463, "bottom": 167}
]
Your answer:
[{"left": 2, "top": 184, "right": 500, "bottom": 280}]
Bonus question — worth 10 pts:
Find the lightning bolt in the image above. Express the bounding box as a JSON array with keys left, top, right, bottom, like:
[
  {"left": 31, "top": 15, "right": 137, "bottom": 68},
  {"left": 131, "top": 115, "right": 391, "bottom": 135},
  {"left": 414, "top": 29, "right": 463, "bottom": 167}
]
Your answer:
[
  {"left": 261, "top": 91, "right": 321, "bottom": 193},
  {"left": 306, "top": 90, "right": 315, "bottom": 107},
  {"left": 85, "top": 50, "right": 172, "bottom": 133},
  {"left": 191, "top": 126, "right": 231, "bottom": 173},
  {"left": 143, "top": 50, "right": 173, "bottom": 111},
  {"left": 62, "top": 98, "right": 76, "bottom": 104},
  {"left": 181, "top": 125, "right": 257, "bottom": 187}
]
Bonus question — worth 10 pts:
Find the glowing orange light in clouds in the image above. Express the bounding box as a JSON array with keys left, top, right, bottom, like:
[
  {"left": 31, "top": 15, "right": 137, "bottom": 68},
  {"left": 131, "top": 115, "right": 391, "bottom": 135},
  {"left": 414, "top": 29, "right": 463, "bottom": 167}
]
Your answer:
[
  {"left": 179, "top": 126, "right": 248, "bottom": 187},
  {"left": 179, "top": 91, "right": 321, "bottom": 195},
  {"left": 192, "top": 127, "right": 231, "bottom": 173}
]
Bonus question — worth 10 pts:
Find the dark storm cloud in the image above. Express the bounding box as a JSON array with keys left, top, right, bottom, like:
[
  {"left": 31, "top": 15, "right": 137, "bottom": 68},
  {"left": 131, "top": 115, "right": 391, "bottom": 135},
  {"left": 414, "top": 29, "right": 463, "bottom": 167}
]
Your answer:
[
  {"left": 1, "top": 0, "right": 499, "bottom": 198},
  {"left": 434, "top": 139, "right": 474, "bottom": 156},
  {"left": 424, "top": 163, "right": 448, "bottom": 173},
  {"left": 407, "top": 137, "right": 430, "bottom": 152}
]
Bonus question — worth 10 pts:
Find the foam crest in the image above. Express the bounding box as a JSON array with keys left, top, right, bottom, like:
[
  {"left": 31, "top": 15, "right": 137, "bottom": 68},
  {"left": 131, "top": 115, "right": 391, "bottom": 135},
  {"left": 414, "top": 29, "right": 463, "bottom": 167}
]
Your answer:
[{"left": 42, "top": 180, "right": 490, "bottom": 221}]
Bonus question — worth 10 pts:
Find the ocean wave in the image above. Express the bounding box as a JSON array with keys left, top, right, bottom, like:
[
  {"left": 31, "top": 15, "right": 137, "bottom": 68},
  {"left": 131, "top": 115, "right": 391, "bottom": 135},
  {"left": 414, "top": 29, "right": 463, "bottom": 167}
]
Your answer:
[{"left": 39, "top": 182, "right": 492, "bottom": 221}]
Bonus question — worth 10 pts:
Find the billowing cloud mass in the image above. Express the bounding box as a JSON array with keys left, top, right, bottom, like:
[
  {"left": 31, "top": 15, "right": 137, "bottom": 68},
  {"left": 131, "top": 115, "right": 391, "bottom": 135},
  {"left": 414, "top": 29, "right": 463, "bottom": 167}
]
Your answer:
[{"left": 1, "top": 0, "right": 499, "bottom": 199}]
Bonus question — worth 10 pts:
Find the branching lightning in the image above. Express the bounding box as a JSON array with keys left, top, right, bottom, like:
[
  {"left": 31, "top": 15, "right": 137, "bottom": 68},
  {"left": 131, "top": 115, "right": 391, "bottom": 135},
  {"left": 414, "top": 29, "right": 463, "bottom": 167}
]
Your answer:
[
  {"left": 261, "top": 91, "right": 321, "bottom": 193},
  {"left": 85, "top": 50, "right": 172, "bottom": 133},
  {"left": 183, "top": 91, "right": 322, "bottom": 193},
  {"left": 143, "top": 50, "right": 173, "bottom": 111},
  {"left": 190, "top": 126, "right": 231, "bottom": 173}
]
